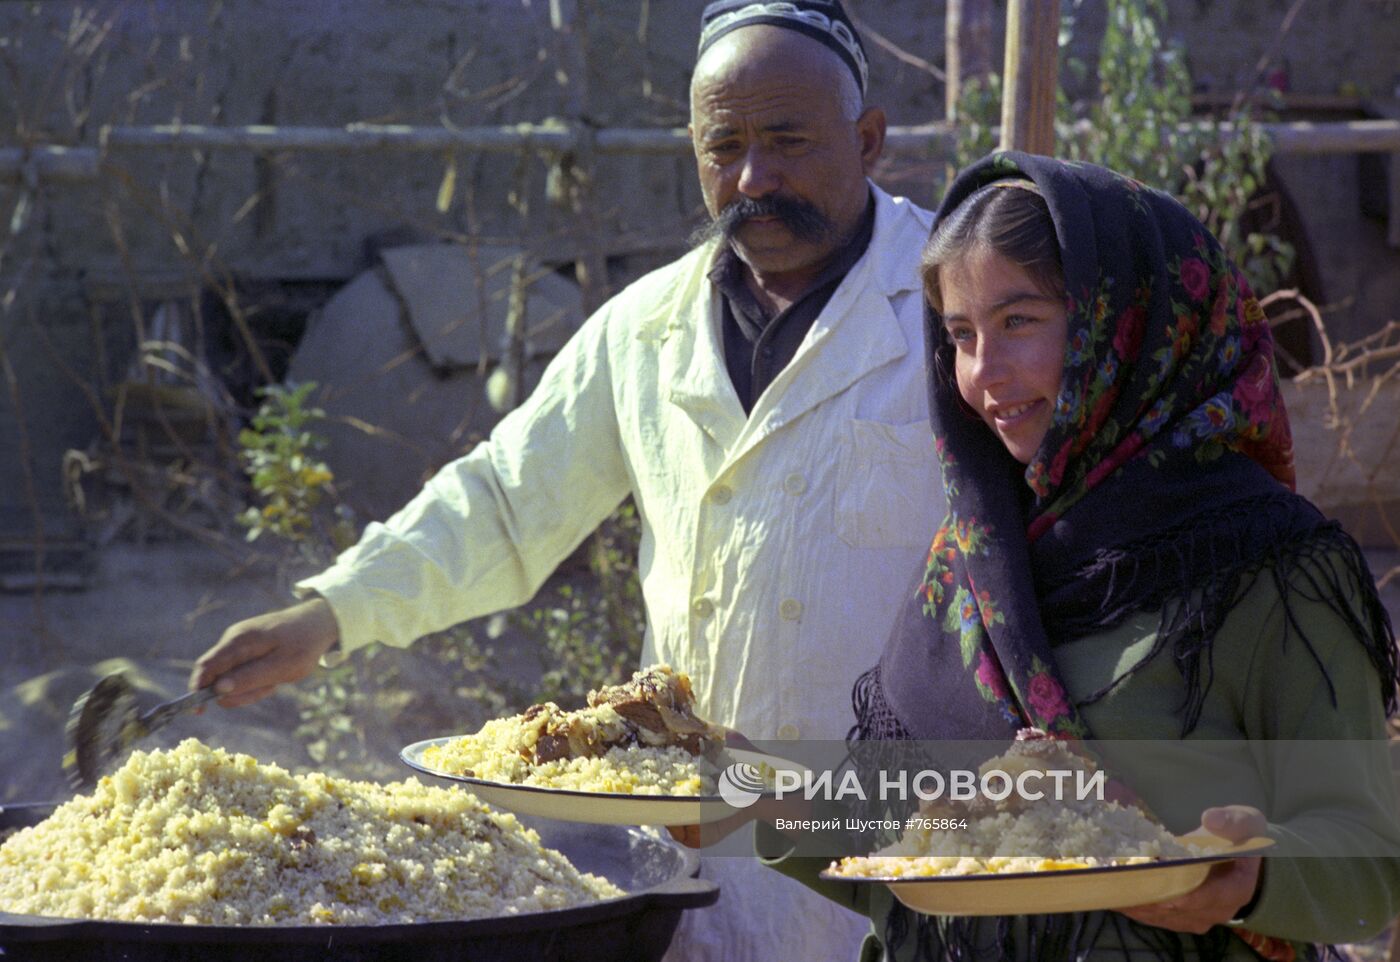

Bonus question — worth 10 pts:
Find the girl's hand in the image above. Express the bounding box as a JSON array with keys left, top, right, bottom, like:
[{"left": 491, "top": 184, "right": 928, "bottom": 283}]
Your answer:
[{"left": 1117, "top": 805, "right": 1268, "bottom": 934}]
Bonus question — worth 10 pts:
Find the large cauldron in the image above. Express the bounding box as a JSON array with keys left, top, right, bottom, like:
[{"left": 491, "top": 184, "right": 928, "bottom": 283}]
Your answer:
[{"left": 0, "top": 803, "right": 718, "bottom": 962}]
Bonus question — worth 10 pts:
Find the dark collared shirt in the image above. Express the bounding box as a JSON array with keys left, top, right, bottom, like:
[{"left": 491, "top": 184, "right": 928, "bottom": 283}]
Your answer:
[{"left": 708, "top": 194, "right": 876, "bottom": 414}]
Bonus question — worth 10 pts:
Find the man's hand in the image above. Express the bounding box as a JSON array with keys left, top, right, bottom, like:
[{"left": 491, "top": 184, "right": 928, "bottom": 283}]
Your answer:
[
  {"left": 189, "top": 598, "right": 340, "bottom": 708},
  {"left": 667, "top": 794, "right": 805, "bottom": 849},
  {"left": 667, "top": 729, "right": 797, "bottom": 849},
  {"left": 1117, "top": 805, "right": 1268, "bottom": 934}
]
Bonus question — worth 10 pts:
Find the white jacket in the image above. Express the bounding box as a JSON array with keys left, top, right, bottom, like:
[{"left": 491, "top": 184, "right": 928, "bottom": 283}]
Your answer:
[{"left": 301, "top": 184, "right": 943, "bottom": 742}]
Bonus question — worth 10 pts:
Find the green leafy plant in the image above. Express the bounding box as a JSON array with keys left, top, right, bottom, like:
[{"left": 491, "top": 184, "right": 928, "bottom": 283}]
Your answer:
[
  {"left": 951, "top": 73, "right": 1004, "bottom": 173},
  {"left": 952, "top": 0, "right": 1295, "bottom": 296},
  {"left": 236, "top": 381, "right": 355, "bottom": 562},
  {"left": 1062, "top": 0, "right": 1295, "bottom": 294},
  {"left": 1062, "top": 0, "right": 1194, "bottom": 190}
]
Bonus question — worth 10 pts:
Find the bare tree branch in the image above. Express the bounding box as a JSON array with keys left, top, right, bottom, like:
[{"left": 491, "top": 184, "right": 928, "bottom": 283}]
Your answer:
[{"left": 847, "top": 9, "right": 946, "bottom": 82}]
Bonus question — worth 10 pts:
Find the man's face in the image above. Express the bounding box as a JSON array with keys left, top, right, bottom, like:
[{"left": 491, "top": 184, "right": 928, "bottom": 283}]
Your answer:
[{"left": 689, "top": 31, "right": 883, "bottom": 284}]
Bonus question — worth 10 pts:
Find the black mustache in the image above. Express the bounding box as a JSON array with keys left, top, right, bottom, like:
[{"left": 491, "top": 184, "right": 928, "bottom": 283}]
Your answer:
[{"left": 690, "top": 194, "right": 835, "bottom": 249}]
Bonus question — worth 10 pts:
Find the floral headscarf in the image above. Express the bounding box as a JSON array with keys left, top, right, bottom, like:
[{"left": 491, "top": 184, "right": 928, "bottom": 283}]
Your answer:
[{"left": 851, "top": 152, "right": 1396, "bottom": 961}]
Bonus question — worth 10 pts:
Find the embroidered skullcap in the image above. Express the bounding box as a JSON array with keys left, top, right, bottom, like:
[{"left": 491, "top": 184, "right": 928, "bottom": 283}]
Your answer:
[{"left": 698, "top": 1, "right": 869, "bottom": 95}]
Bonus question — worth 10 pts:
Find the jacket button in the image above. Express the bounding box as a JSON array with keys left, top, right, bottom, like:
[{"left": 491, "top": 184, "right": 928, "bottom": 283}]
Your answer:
[
  {"left": 777, "top": 723, "right": 800, "bottom": 740},
  {"left": 709, "top": 485, "right": 733, "bottom": 505},
  {"left": 782, "top": 473, "right": 807, "bottom": 496},
  {"left": 692, "top": 597, "right": 715, "bottom": 618},
  {"left": 779, "top": 598, "right": 803, "bottom": 621}
]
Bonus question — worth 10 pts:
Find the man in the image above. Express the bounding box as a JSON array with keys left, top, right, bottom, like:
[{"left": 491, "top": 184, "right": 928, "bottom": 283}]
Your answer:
[{"left": 193, "top": 2, "right": 943, "bottom": 958}]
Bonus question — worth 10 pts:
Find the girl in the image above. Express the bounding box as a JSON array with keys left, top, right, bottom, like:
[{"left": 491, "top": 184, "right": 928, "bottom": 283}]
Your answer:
[{"left": 834, "top": 152, "right": 1400, "bottom": 961}]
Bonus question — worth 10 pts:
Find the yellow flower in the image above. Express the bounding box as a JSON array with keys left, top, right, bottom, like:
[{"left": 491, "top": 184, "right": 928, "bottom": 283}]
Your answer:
[{"left": 299, "top": 466, "right": 333, "bottom": 487}]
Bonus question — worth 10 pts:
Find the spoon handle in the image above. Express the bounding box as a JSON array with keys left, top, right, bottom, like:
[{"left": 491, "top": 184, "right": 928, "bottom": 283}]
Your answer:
[{"left": 135, "top": 687, "right": 219, "bottom": 737}]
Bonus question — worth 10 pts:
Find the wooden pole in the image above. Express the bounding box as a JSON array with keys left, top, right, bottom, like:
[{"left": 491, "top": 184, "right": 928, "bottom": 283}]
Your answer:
[{"left": 999, "top": 0, "right": 1060, "bottom": 155}]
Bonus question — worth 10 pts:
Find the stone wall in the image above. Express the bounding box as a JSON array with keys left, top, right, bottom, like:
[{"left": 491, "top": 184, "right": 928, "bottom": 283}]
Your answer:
[{"left": 1, "top": 0, "right": 1397, "bottom": 528}]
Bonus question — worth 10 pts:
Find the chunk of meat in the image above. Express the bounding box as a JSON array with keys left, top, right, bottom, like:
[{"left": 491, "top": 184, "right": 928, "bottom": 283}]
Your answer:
[
  {"left": 587, "top": 666, "right": 720, "bottom": 754},
  {"left": 607, "top": 699, "right": 666, "bottom": 733},
  {"left": 508, "top": 666, "right": 726, "bottom": 767},
  {"left": 533, "top": 733, "right": 572, "bottom": 764}
]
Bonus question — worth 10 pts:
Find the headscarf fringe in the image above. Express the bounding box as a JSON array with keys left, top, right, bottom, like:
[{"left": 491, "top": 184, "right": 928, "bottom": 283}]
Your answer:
[
  {"left": 1050, "top": 496, "right": 1396, "bottom": 736},
  {"left": 847, "top": 665, "right": 932, "bottom": 828},
  {"left": 850, "top": 664, "right": 914, "bottom": 742}
]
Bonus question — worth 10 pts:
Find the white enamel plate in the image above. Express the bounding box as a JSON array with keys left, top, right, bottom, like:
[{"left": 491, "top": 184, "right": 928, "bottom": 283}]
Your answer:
[
  {"left": 401, "top": 737, "right": 804, "bottom": 826},
  {"left": 819, "top": 836, "right": 1275, "bottom": 916}
]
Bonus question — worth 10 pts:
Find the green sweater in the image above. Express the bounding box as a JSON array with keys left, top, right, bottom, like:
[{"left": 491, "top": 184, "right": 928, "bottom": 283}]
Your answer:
[{"left": 762, "top": 554, "right": 1400, "bottom": 960}]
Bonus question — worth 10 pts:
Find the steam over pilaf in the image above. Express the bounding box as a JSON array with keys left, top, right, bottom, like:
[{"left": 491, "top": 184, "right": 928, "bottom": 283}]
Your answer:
[{"left": 0, "top": 739, "right": 622, "bottom": 924}]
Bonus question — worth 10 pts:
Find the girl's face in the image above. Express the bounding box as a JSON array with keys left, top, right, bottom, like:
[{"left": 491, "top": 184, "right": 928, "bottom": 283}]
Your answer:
[{"left": 939, "top": 246, "right": 1069, "bottom": 464}]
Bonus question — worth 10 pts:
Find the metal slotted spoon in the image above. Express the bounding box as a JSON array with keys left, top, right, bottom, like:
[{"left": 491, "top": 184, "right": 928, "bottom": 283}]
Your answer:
[{"left": 64, "top": 672, "right": 219, "bottom": 791}]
